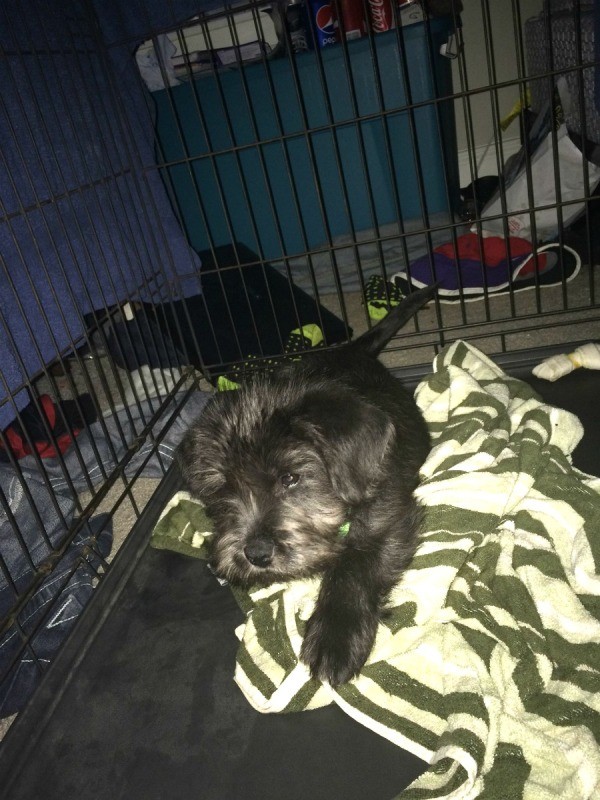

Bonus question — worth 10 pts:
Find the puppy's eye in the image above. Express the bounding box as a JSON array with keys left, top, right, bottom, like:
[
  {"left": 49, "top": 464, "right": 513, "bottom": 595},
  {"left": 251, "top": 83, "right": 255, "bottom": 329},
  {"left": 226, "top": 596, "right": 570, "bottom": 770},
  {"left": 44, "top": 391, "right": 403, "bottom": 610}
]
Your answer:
[{"left": 280, "top": 472, "right": 299, "bottom": 488}]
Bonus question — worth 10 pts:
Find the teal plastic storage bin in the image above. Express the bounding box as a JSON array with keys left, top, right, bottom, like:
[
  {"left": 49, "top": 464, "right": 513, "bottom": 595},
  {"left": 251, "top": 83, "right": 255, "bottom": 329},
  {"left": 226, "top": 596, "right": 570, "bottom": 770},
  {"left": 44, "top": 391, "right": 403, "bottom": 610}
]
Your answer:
[{"left": 154, "top": 18, "right": 459, "bottom": 264}]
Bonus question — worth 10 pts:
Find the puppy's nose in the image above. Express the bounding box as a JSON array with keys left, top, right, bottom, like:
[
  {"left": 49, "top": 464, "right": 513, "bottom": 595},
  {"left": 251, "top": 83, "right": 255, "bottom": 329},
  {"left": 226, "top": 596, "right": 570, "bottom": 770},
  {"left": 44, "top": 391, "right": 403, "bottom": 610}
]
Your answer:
[{"left": 244, "top": 538, "right": 274, "bottom": 568}]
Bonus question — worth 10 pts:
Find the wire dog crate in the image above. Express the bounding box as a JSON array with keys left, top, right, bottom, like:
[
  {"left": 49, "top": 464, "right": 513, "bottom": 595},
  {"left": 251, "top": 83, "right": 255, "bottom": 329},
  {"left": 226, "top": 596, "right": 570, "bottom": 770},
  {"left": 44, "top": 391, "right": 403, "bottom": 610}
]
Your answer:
[{"left": 1, "top": 0, "right": 599, "bottom": 796}]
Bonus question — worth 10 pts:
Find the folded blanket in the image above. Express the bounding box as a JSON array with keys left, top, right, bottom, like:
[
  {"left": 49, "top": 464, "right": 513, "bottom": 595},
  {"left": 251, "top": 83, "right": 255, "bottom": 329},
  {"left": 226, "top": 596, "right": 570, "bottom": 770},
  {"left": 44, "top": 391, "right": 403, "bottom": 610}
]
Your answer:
[
  {"left": 151, "top": 340, "right": 600, "bottom": 799},
  {"left": 271, "top": 213, "right": 465, "bottom": 295}
]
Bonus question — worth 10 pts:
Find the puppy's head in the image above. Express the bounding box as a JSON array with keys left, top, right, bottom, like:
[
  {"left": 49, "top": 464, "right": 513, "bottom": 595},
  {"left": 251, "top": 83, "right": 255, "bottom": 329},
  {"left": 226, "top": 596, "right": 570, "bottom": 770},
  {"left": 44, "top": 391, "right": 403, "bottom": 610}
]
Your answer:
[{"left": 177, "top": 378, "right": 395, "bottom": 587}]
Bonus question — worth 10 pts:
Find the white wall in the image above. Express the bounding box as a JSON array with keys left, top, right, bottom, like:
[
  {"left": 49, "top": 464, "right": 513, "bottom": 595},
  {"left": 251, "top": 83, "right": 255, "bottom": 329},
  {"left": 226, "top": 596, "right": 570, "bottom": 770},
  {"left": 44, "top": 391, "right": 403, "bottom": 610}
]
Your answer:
[{"left": 452, "top": 0, "right": 544, "bottom": 183}]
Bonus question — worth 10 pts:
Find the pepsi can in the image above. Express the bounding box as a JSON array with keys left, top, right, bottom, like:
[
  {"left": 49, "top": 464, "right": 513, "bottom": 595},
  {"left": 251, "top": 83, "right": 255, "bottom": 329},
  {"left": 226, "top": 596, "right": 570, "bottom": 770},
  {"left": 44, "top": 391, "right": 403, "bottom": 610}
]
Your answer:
[{"left": 307, "top": 0, "right": 339, "bottom": 48}]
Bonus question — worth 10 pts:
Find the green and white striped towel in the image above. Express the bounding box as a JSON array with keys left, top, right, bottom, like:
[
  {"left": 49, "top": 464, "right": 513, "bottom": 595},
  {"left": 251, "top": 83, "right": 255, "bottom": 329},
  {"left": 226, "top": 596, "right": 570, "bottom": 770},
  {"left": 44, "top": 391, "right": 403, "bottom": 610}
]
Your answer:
[{"left": 151, "top": 340, "right": 600, "bottom": 799}]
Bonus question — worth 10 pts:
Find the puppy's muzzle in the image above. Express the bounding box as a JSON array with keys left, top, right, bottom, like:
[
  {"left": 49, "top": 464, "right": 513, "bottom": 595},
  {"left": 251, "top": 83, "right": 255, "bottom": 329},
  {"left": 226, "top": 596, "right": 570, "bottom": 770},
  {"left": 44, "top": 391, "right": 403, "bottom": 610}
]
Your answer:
[{"left": 244, "top": 537, "right": 275, "bottom": 568}]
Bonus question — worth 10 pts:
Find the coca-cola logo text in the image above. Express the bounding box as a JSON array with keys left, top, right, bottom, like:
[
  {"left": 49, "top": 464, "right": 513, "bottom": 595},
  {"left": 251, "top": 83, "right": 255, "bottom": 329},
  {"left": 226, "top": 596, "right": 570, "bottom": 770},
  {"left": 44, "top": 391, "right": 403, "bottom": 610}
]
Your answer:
[{"left": 368, "top": 0, "right": 392, "bottom": 32}]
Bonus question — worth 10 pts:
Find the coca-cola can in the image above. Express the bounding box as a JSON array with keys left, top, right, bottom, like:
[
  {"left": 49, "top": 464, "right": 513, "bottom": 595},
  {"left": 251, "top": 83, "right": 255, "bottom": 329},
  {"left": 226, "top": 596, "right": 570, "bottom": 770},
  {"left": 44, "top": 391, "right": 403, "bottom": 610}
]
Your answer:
[
  {"left": 367, "top": 0, "right": 394, "bottom": 32},
  {"left": 338, "top": 0, "right": 366, "bottom": 41}
]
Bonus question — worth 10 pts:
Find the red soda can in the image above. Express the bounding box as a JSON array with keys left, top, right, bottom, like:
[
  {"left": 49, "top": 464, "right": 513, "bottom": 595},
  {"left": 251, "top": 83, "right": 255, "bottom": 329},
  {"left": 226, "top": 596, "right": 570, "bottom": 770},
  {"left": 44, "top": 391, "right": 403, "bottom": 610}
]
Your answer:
[
  {"left": 338, "top": 0, "right": 366, "bottom": 41},
  {"left": 367, "top": 0, "right": 395, "bottom": 32}
]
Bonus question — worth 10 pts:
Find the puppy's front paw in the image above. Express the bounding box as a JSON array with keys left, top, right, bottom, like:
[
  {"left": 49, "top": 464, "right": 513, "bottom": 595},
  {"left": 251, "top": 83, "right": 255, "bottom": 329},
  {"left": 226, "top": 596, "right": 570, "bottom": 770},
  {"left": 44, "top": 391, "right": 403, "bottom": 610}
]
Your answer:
[{"left": 300, "top": 605, "right": 378, "bottom": 687}]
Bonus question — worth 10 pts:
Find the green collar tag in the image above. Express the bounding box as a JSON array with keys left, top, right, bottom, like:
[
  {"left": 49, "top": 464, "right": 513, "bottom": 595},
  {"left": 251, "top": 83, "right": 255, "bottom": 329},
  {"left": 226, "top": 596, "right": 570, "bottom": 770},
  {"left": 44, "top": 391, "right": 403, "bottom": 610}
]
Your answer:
[{"left": 338, "top": 520, "right": 351, "bottom": 537}]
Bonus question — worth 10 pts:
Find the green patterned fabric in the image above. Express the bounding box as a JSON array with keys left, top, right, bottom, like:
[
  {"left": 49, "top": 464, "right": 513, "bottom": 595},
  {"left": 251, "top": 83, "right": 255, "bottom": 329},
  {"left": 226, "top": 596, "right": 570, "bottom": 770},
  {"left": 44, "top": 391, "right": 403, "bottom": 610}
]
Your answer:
[
  {"left": 365, "top": 274, "right": 403, "bottom": 320},
  {"left": 151, "top": 340, "right": 600, "bottom": 799}
]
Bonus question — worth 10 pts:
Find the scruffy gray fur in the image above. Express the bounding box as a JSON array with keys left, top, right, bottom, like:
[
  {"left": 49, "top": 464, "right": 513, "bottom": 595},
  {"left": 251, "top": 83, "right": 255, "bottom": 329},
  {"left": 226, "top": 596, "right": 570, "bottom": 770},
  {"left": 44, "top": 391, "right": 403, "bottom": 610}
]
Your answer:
[{"left": 178, "top": 285, "right": 435, "bottom": 686}]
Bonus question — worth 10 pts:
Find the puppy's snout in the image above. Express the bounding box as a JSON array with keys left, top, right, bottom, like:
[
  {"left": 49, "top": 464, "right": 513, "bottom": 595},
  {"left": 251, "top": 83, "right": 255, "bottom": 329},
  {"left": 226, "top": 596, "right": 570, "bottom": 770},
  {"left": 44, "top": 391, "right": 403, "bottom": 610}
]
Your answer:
[{"left": 244, "top": 538, "right": 275, "bottom": 568}]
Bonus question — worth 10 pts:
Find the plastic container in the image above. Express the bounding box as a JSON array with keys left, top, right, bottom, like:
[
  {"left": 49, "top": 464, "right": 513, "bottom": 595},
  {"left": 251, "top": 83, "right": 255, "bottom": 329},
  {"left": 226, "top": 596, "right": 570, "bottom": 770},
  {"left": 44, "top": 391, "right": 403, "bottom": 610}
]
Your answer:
[{"left": 154, "top": 17, "right": 459, "bottom": 263}]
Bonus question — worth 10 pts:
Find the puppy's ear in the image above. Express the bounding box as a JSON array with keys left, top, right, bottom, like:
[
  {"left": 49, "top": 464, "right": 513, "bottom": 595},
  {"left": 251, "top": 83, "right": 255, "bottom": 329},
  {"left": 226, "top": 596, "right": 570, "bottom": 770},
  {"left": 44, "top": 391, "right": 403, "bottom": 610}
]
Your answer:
[
  {"left": 294, "top": 389, "right": 395, "bottom": 506},
  {"left": 176, "top": 396, "right": 230, "bottom": 499}
]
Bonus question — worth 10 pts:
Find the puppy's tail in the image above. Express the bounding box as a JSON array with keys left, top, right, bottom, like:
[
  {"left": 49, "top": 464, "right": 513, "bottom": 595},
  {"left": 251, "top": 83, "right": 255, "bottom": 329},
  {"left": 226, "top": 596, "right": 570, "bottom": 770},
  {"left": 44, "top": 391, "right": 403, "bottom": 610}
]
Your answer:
[{"left": 355, "top": 283, "right": 437, "bottom": 357}]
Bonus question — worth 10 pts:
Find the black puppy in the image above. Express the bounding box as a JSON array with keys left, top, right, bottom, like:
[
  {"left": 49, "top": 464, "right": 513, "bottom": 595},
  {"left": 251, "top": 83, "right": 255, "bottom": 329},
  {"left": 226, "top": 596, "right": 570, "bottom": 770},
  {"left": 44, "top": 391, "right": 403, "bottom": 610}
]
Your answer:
[{"left": 178, "top": 285, "right": 434, "bottom": 686}]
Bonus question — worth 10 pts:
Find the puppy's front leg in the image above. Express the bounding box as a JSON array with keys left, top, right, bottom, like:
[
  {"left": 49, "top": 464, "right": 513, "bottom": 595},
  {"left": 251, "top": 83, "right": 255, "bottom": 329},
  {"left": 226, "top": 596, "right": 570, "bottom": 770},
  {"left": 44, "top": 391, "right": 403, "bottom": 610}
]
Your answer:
[
  {"left": 300, "top": 516, "right": 415, "bottom": 686},
  {"left": 300, "top": 558, "right": 379, "bottom": 686}
]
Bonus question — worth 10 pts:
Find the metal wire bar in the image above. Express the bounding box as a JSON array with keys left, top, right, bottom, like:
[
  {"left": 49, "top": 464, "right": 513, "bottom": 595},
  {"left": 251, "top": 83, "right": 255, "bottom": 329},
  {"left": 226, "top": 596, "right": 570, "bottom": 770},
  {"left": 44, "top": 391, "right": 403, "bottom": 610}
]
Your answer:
[{"left": 1, "top": 0, "right": 599, "bottom": 733}]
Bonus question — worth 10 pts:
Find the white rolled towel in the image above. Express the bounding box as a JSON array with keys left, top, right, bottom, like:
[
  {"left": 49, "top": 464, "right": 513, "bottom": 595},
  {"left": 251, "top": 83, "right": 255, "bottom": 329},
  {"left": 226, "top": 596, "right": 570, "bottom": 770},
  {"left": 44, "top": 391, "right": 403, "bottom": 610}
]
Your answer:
[{"left": 532, "top": 343, "right": 600, "bottom": 382}]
